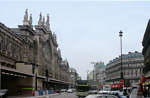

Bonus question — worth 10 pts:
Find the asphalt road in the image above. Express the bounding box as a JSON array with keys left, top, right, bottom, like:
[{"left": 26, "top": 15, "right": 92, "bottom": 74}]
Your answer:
[
  {"left": 52, "top": 92, "right": 78, "bottom": 98},
  {"left": 7, "top": 93, "right": 78, "bottom": 98}
]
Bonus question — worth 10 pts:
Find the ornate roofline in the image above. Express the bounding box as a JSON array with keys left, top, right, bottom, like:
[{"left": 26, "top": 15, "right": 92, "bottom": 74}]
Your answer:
[{"left": 0, "top": 22, "right": 22, "bottom": 41}]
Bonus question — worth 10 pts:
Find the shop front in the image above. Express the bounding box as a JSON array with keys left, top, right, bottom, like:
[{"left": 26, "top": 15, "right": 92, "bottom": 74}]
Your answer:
[
  {"left": 142, "top": 76, "right": 150, "bottom": 97},
  {"left": 111, "top": 83, "right": 122, "bottom": 90}
]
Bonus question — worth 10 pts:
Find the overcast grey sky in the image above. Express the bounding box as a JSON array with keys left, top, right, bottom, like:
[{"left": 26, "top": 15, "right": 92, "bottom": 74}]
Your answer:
[{"left": 0, "top": 1, "right": 150, "bottom": 79}]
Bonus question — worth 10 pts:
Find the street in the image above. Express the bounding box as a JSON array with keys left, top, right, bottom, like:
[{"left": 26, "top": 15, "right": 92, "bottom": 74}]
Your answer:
[
  {"left": 52, "top": 93, "right": 77, "bottom": 98},
  {"left": 1, "top": 2, "right": 150, "bottom": 98},
  {"left": 7, "top": 93, "right": 78, "bottom": 98},
  {"left": 36, "top": 92, "right": 78, "bottom": 98}
]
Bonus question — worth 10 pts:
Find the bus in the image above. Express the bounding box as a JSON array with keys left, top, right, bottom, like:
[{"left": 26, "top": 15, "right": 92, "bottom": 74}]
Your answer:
[{"left": 76, "top": 80, "right": 90, "bottom": 97}]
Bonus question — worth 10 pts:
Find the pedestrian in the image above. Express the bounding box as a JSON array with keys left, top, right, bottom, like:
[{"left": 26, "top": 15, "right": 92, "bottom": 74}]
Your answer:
[
  {"left": 137, "top": 84, "right": 144, "bottom": 98},
  {"left": 126, "top": 89, "right": 130, "bottom": 98},
  {"left": 59, "top": 89, "right": 61, "bottom": 95},
  {"left": 148, "top": 88, "right": 150, "bottom": 97},
  {"left": 143, "top": 87, "right": 148, "bottom": 98},
  {"left": 123, "top": 89, "right": 128, "bottom": 96},
  {"left": 115, "top": 93, "right": 121, "bottom": 98}
]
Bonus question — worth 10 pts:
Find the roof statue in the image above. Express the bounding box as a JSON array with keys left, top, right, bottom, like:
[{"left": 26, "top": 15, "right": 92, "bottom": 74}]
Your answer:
[
  {"left": 29, "top": 14, "right": 32, "bottom": 26},
  {"left": 53, "top": 32, "right": 57, "bottom": 40},
  {"left": 46, "top": 14, "right": 50, "bottom": 31},
  {"left": 38, "top": 12, "right": 43, "bottom": 26},
  {"left": 64, "top": 59, "right": 68, "bottom": 64},
  {"left": 23, "top": 9, "right": 29, "bottom": 25},
  {"left": 42, "top": 16, "right": 45, "bottom": 26},
  {"left": 58, "top": 48, "right": 61, "bottom": 57}
]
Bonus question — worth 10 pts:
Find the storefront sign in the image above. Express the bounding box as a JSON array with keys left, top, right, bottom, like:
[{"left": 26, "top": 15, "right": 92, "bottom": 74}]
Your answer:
[{"left": 111, "top": 84, "right": 121, "bottom": 88}]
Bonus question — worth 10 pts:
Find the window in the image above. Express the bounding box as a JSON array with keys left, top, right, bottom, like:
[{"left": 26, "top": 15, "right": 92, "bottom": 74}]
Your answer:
[{"left": 135, "top": 69, "right": 137, "bottom": 76}]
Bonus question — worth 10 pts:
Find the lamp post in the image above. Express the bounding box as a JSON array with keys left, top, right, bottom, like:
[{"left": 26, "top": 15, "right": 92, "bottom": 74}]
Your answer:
[
  {"left": 119, "top": 31, "right": 123, "bottom": 80},
  {"left": 35, "top": 73, "right": 37, "bottom": 91}
]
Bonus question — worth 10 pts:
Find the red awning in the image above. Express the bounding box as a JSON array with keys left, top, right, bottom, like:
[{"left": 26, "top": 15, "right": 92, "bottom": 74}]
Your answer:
[{"left": 111, "top": 84, "right": 121, "bottom": 88}]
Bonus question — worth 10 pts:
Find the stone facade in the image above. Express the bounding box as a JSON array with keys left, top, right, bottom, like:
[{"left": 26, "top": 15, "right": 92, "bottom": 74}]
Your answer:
[
  {"left": 0, "top": 9, "right": 70, "bottom": 95},
  {"left": 94, "top": 62, "right": 105, "bottom": 82},
  {"left": 60, "top": 60, "right": 70, "bottom": 83},
  {"left": 106, "top": 51, "right": 144, "bottom": 87},
  {"left": 97, "top": 67, "right": 106, "bottom": 87},
  {"left": 69, "top": 68, "right": 78, "bottom": 88},
  {"left": 142, "top": 20, "right": 150, "bottom": 77},
  {"left": 87, "top": 71, "right": 94, "bottom": 81},
  {"left": 142, "top": 20, "right": 150, "bottom": 95},
  {"left": 91, "top": 62, "right": 105, "bottom": 89},
  {"left": 87, "top": 71, "right": 94, "bottom": 87}
]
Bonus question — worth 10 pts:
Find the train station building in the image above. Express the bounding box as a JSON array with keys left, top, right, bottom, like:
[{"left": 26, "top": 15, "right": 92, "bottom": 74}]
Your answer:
[{"left": 0, "top": 9, "right": 70, "bottom": 96}]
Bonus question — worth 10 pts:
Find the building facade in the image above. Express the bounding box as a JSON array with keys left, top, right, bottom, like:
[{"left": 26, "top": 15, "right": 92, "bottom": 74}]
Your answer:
[
  {"left": 142, "top": 20, "right": 150, "bottom": 77},
  {"left": 69, "top": 68, "right": 78, "bottom": 88},
  {"left": 87, "top": 70, "right": 94, "bottom": 87},
  {"left": 87, "top": 71, "right": 94, "bottom": 81},
  {"left": 106, "top": 51, "right": 144, "bottom": 88},
  {"left": 0, "top": 9, "right": 70, "bottom": 95},
  {"left": 94, "top": 62, "right": 105, "bottom": 89},
  {"left": 142, "top": 20, "right": 150, "bottom": 89},
  {"left": 97, "top": 67, "right": 106, "bottom": 89},
  {"left": 94, "top": 62, "right": 105, "bottom": 81},
  {"left": 87, "top": 62, "right": 105, "bottom": 89}
]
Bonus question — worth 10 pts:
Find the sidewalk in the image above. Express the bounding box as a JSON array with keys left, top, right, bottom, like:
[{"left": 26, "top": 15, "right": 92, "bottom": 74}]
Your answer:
[{"left": 8, "top": 93, "right": 59, "bottom": 98}]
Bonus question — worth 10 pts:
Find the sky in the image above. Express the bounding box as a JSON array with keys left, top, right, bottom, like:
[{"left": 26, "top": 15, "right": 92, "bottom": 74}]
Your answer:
[{"left": 0, "top": 1, "right": 150, "bottom": 79}]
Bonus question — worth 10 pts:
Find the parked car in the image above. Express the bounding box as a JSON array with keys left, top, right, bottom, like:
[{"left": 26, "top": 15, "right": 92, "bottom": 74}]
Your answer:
[
  {"left": 60, "top": 89, "right": 67, "bottom": 92},
  {"left": 55, "top": 89, "right": 61, "bottom": 93},
  {"left": 0, "top": 89, "right": 8, "bottom": 98},
  {"left": 85, "top": 94, "right": 118, "bottom": 98},
  {"left": 67, "top": 89, "right": 73, "bottom": 93},
  {"left": 71, "top": 88, "right": 76, "bottom": 92},
  {"left": 98, "top": 90, "right": 110, "bottom": 94},
  {"left": 88, "top": 90, "right": 98, "bottom": 94},
  {"left": 110, "top": 90, "right": 127, "bottom": 98}
]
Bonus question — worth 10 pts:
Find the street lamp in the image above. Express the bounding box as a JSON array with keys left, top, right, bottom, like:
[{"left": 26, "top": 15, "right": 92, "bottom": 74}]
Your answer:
[
  {"left": 119, "top": 30, "right": 123, "bottom": 80},
  {"left": 35, "top": 73, "right": 37, "bottom": 90}
]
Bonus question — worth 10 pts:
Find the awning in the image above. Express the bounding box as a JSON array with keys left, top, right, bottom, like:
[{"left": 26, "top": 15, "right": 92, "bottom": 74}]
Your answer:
[
  {"left": 1, "top": 66, "right": 34, "bottom": 77},
  {"left": 37, "top": 75, "right": 46, "bottom": 79},
  {"left": 44, "top": 77, "right": 70, "bottom": 85},
  {"left": 111, "top": 84, "right": 121, "bottom": 88}
]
